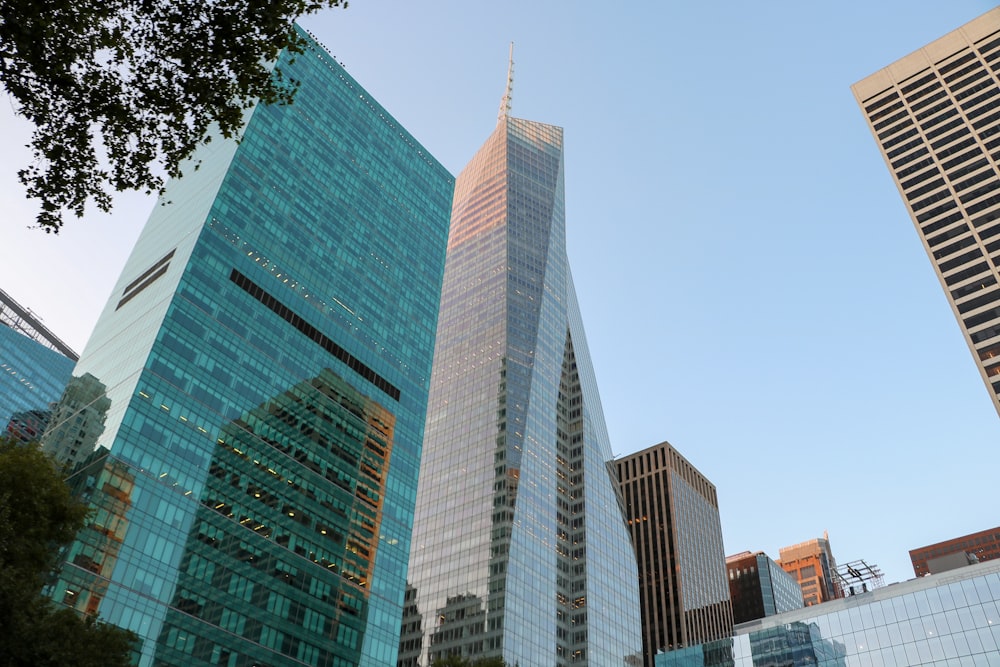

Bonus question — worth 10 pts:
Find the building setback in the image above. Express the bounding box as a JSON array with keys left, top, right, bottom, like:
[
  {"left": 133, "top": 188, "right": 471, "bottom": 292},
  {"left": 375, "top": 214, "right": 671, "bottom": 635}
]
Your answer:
[
  {"left": 401, "top": 96, "right": 642, "bottom": 665},
  {"left": 852, "top": 8, "right": 1000, "bottom": 416},
  {"left": 726, "top": 551, "right": 803, "bottom": 625},
  {"left": 616, "top": 441, "right": 733, "bottom": 665},
  {"left": 778, "top": 535, "right": 841, "bottom": 607},
  {"left": 42, "top": 28, "right": 453, "bottom": 667},
  {"left": 911, "top": 527, "right": 1000, "bottom": 576}
]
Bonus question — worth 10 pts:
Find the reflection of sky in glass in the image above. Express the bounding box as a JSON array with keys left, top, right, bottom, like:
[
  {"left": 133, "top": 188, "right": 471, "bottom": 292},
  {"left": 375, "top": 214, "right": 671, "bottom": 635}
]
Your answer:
[
  {"left": 656, "top": 561, "right": 1000, "bottom": 666},
  {"left": 404, "top": 117, "right": 641, "bottom": 667}
]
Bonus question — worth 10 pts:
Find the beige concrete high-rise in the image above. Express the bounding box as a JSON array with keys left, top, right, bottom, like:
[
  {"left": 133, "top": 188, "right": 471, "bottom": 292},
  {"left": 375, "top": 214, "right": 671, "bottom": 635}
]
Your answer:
[{"left": 853, "top": 8, "right": 1000, "bottom": 416}]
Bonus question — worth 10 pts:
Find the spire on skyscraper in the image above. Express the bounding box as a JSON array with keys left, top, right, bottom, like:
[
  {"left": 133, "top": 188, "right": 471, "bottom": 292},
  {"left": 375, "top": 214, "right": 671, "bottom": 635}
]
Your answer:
[
  {"left": 403, "top": 65, "right": 642, "bottom": 666},
  {"left": 497, "top": 41, "right": 514, "bottom": 124}
]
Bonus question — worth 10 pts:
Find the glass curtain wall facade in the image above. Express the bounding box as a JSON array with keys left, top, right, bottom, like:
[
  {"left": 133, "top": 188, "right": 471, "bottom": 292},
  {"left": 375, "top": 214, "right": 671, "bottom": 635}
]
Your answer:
[
  {"left": 616, "top": 442, "right": 733, "bottom": 667},
  {"left": 401, "top": 116, "right": 642, "bottom": 666},
  {"left": 726, "top": 551, "right": 803, "bottom": 625},
  {"left": 42, "top": 28, "right": 453, "bottom": 667},
  {"left": 656, "top": 559, "right": 1000, "bottom": 666},
  {"left": 852, "top": 7, "right": 1000, "bottom": 417},
  {"left": 0, "top": 321, "right": 75, "bottom": 439}
]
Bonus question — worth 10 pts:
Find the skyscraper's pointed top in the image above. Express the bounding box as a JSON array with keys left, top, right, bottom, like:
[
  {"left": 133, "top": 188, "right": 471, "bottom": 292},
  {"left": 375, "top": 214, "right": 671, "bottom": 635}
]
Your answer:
[{"left": 497, "top": 42, "right": 514, "bottom": 125}]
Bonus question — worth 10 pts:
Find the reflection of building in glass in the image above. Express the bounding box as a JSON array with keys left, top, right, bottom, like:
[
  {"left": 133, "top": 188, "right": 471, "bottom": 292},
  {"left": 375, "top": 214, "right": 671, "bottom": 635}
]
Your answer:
[
  {"left": 745, "top": 621, "right": 847, "bottom": 667},
  {"left": 5, "top": 408, "right": 52, "bottom": 443},
  {"left": 656, "top": 559, "right": 1000, "bottom": 666},
  {"left": 51, "top": 446, "right": 135, "bottom": 616},
  {"left": 778, "top": 534, "right": 841, "bottom": 606},
  {"left": 43, "top": 26, "right": 452, "bottom": 667},
  {"left": 726, "top": 551, "right": 803, "bottom": 625},
  {"left": 152, "top": 370, "right": 396, "bottom": 667},
  {"left": 398, "top": 584, "right": 424, "bottom": 666},
  {"left": 0, "top": 309, "right": 75, "bottom": 431},
  {"left": 911, "top": 527, "right": 1000, "bottom": 576},
  {"left": 403, "top": 93, "right": 642, "bottom": 665},
  {"left": 428, "top": 592, "right": 488, "bottom": 659},
  {"left": 617, "top": 442, "right": 733, "bottom": 665},
  {"left": 41, "top": 373, "right": 111, "bottom": 467},
  {"left": 852, "top": 8, "right": 1000, "bottom": 417}
]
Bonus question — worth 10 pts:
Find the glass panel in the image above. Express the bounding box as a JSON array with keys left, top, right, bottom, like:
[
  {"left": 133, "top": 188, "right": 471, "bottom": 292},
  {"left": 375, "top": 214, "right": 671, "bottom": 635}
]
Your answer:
[
  {"left": 927, "top": 585, "right": 944, "bottom": 613},
  {"left": 962, "top": 578, "right": 982, "bottom": 605}
]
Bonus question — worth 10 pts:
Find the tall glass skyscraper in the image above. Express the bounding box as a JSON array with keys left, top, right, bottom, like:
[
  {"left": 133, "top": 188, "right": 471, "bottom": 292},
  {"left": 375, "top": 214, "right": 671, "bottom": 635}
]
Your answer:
[
  {"left": 42, "top": 28, "right": 453, "bottom": 667},
  {"left": 400, "top": 108, "right": 642, "bottom": 665}
]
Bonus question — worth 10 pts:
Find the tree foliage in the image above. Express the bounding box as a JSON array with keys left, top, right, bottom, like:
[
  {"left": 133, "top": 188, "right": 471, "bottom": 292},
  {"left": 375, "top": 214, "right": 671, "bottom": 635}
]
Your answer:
[
  {"left": 0, "top": 438, "right": 136, "bottom": 667},
  {"left": 0, "top": 0, "right": 347, "bottom": 232}
]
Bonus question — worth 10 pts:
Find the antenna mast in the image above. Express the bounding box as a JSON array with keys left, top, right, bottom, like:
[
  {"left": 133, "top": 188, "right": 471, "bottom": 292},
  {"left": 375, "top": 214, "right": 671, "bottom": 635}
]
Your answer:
[{"left": 497, "top": 42, "right": 514, "bottom": 124}]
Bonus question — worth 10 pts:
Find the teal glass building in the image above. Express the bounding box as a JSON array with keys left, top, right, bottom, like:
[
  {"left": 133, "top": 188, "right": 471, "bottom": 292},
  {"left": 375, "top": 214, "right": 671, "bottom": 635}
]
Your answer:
[
  {"left": 0, "top": 317, "right": 75, "bottom": 436},
  {"left": 43, "top": 29, "right": 453, "bottom": 667},
  {"left": 400, "top": 112, "right": 643, "bottom": 665},
  {"left": 657, "top": 560, "right": 1000, "bottom": 666}
]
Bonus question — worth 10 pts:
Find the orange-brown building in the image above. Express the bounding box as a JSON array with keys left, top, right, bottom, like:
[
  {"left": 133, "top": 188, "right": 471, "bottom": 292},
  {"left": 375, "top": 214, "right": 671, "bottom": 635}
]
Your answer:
[
  {"left": 910, "top": 527, "right": 1000, "bottom": 576},
  {"left": 777, "top": 533, "right": 842, "bottom": 607}
]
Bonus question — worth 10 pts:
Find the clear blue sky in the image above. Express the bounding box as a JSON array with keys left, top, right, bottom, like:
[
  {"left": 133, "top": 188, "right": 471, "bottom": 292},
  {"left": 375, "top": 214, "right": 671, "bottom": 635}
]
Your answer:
[{"left": 2, "top": 1, "right": 999, "bottom": 586}]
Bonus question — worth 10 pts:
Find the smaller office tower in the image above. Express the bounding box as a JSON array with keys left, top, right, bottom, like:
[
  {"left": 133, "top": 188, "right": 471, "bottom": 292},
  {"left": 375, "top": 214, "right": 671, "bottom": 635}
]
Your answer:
[
  {"left": 726, "top": 551, "right": 803, "bottom": 625},
  {"left": 616, "top": 441, "right": 732, "bottom": 665},
  {"left": 0, "top": 290, "right": 77, "bottom": 432},
  {"left": 852, "top": 8, "right": 1000, "bottom": 417},
  {"left": 778, "top": 534, "right": 841, "bottom": 606},
  {"left": 910, "top": 526, "right": 1000, "bottom": 576},
  {"left": 42, "top": 27, "right": 453, "bottom": 667}
]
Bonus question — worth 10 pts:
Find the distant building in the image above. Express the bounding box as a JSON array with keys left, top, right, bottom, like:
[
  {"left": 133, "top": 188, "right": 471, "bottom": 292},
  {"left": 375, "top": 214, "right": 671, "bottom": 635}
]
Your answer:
[
  {"left": 656, "top": 559, "right": 1000, "bottom": 666},
  {"left": 852, "top": 7, "right": 1000, "bottom": 417},
  {"left": 778, "top": 534, "right": 841, "bottom": 606},
  {"left": 0, "top": 301, "right": 76, "bottom": 434},
  {"left": 617, "top": 441, "right": 733, "bottom": 665},
  {"left": 910, "top": 527, "right": 1000, "bottom": 576},
  {"left": 726, "top": 551, "right": 803, "bottom": 624}
]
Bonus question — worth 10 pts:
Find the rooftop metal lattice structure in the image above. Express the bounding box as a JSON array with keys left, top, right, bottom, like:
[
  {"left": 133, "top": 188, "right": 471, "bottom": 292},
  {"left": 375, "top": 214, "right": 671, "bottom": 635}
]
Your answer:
[
  {"left": 0, "top": 288, "right": 78, "bottom": 361},
  {"left": 836, "top": 559, "right": 886, "bottom": 596}
]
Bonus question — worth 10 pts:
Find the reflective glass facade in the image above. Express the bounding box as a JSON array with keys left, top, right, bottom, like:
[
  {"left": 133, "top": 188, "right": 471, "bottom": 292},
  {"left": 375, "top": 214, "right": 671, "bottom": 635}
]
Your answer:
[
  {"left": 0, "top": 322, "right": 75, "bottom": 437},
  {"left": 657, "top": 560, "right": 1000, "bottom": 666},
  {"left": 727, "top": 551, "right": 803, "bottom": 625},
  {"left": 401, "top": 117, "right": 642, "bottom": 666},
  {"left": 42, "top": 29, "right": 453, "bottom": 667}
]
